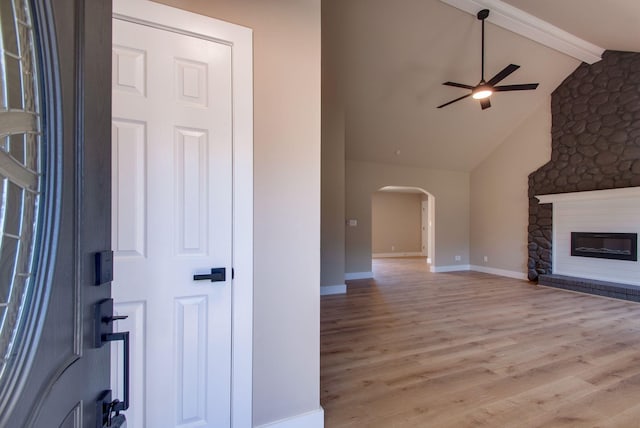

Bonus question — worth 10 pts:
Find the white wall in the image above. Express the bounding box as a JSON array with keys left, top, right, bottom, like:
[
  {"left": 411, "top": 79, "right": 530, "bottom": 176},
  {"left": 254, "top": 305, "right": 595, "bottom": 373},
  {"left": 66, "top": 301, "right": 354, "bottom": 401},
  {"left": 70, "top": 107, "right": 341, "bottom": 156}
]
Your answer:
[
  {"left": 470, "top": 103, "right": 552, "bottom": 275},
  {"left": 321, "top": 0, "right": 346, "bottom": 290},
  {"left": 372, "top": 192, "right": 422, "bottom": 254},
  {"left": 153, "top": 1, "right": 321, "bottom": 425},
  {"left": 346, "top": 160, "right": 469, "bottom": 274}
]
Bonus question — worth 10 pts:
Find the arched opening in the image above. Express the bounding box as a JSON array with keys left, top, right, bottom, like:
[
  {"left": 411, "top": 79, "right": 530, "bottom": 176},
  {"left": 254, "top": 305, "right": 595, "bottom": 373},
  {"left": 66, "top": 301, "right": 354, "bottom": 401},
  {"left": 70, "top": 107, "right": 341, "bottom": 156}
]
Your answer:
[{"left": 372, "top": 186, "right": 435, "bottom": 267}]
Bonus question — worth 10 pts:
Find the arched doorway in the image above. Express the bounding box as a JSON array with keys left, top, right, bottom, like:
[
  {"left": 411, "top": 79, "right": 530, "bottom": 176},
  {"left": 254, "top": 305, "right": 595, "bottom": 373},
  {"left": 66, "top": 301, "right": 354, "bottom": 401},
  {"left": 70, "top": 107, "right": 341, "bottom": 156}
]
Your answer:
[{"left": 372, "top": 186, "right": 435, "bottom": 267}]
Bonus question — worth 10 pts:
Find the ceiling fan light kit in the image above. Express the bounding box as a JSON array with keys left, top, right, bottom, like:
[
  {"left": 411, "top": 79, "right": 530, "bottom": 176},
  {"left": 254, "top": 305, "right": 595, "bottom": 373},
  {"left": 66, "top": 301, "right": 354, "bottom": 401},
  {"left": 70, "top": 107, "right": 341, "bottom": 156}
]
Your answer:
[
  {"left": 472, "top": 85, "right": 492, "bottom": 100},
  {"left": 437, "top": 9, "right": 539, "bottom": 110}
]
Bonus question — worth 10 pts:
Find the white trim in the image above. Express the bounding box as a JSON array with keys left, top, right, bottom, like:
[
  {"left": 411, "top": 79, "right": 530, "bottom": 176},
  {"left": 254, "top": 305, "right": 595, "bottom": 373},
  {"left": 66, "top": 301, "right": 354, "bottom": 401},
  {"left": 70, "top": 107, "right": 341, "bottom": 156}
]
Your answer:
[
  {"left": 372, "top": 252, "right": 423, "bottom": 258},
  {"left": 320, "top": 284, "right": 347, "bottom": 295},
  {"left": 256, "top": 407, "right": 324, "bottom": 428},
  {"left": 536, "top": 187, "right": 640, "bottom": 204},
  {"left": 345, "top": 271, "right": 374, "bottom": 281},
  {"left": 439, "top": 0, "right": 604, "bottom": 64},
  {"left": 430, "top": 264, "right": 471, "bottom": 273},
  {"left": 113, "top": 2, "right": 254, "bottom": 427},
  {"left": 429, "top": 264, "right": 528, "bottom": 280},
  {"left": 470, "top": 265, "right": 527, "bottom": 280},
  {"left": 379, "top": 185, "right": 428, "bottom": 194},
  {"left": 552, "top": 200, "right": 557, "bottom": 270}
]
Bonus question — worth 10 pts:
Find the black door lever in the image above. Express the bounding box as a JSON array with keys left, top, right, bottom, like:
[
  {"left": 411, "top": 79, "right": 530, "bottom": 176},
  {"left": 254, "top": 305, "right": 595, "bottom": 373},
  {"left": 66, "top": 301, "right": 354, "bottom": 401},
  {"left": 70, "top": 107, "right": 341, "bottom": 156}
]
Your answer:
[{"left": 193, "top": 267, "right": 226, "bottom": 282}]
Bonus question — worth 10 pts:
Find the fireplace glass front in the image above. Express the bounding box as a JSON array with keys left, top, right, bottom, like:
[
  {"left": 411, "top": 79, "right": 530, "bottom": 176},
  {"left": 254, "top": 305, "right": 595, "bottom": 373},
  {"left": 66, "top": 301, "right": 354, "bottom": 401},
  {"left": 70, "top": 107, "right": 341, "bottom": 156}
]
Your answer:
[{"left": 571, "top": 232, "right": 638, "bottom": 261}]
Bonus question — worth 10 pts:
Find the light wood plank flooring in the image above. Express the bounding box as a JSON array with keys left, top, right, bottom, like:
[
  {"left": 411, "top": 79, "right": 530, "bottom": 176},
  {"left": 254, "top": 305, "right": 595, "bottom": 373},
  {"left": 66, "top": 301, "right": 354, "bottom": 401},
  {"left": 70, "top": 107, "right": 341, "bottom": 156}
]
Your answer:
[{"left": 321, "top": 258, "right": 640, "bottom": 427}]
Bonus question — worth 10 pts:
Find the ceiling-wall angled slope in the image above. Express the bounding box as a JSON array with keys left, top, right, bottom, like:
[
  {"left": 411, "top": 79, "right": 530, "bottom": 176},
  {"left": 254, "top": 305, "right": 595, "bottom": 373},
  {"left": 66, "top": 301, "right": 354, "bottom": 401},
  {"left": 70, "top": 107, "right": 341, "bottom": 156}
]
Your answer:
[{"left": 330, "top": 0, "right": 581, "bottom": 171}]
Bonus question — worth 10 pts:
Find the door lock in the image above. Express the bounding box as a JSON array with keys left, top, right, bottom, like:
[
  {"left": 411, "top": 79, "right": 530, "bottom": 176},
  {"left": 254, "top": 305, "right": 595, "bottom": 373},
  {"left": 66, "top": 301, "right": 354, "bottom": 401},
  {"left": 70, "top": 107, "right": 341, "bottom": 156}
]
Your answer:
[{"left": 96, "top": 391, "right": 127, "bottom": 428}]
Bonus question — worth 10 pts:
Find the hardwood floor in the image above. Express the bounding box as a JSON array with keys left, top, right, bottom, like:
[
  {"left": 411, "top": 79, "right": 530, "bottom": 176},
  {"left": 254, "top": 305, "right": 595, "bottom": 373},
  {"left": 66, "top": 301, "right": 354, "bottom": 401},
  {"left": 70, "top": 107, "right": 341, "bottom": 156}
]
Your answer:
[{"left": 321, "top": 258, "right": 640, "bottom": 427}]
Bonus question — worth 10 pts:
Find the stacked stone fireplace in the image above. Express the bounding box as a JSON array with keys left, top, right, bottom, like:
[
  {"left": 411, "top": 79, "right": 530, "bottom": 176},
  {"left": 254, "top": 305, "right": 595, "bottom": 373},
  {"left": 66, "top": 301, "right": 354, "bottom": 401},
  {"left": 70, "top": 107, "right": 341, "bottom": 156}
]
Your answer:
[{"left": 528, "top": 50, "right": 640, "bottom": 298}]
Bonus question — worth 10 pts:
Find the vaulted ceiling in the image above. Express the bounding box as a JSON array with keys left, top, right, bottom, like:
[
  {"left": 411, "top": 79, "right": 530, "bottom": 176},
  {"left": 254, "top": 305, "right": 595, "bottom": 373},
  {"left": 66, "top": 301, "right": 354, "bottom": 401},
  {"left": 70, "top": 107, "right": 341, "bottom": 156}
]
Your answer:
[{"left": 326, "top": 0, "right": 640, "bottom": 172}]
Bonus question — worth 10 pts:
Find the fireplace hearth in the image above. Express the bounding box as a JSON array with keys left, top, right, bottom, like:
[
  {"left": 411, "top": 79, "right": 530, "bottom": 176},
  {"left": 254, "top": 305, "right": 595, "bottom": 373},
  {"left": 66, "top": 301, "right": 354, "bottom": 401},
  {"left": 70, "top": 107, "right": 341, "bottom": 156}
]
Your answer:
[{"left": 571, "top": 232, "right": 638, "bottom": 262}]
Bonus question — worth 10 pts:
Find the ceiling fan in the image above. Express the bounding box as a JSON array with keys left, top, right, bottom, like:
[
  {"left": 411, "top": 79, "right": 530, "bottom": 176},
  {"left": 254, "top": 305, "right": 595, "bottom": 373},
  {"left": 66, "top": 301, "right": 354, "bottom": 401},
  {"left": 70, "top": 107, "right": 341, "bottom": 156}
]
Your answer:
[{"left": 437, "top": 9, "right": 539, "bottom": 110}]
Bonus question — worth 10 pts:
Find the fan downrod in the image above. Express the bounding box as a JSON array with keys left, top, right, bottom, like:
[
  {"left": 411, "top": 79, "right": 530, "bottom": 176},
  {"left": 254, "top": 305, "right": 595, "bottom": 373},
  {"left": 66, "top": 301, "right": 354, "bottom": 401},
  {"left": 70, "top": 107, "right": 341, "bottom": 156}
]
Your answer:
[{"left": 436, "top": 7, "right": 539, "bottom": 110}]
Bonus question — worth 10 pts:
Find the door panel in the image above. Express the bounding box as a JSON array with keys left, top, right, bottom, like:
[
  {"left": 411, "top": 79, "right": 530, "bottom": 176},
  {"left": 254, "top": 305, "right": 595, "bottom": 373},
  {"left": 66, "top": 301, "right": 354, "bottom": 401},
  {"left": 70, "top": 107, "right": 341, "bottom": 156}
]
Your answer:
[
  {"left": 0, "top": 0, "right": 112, "bottom": 427},
  {"left": 112, "top": 119, "right": 147, "bottom": 258},
  {"left": 112, "top": 18, "right": 233, "bottom": 428}
]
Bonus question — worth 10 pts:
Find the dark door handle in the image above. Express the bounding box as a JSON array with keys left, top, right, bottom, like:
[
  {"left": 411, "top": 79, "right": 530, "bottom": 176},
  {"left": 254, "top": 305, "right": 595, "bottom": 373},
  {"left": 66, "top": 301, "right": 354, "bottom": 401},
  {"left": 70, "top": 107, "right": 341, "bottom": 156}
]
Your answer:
[
  {"left": 94, "top": 298, "right": 130, "bottom": 426},
  {"left": 193, "top": 267, "right": 226, "bottom": 282},
  {"left": 103, "top": 331, "right": 130, "bottom": 412}
]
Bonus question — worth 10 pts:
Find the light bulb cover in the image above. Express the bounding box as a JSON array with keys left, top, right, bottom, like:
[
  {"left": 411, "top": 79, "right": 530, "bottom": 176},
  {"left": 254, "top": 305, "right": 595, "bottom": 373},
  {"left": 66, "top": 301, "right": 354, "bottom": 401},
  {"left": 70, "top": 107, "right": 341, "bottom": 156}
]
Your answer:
[{"left": 472, "top": 88, "right": 493, "bottom": 99}]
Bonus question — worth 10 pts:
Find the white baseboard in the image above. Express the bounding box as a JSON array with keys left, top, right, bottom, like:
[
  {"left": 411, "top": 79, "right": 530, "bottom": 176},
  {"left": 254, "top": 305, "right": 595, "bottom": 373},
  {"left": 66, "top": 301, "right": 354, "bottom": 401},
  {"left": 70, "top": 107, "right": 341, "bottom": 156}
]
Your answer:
[
  {"left": 320, "top": 284, "right": 347, "bottom": 295},
  {"left": 345, "top": 271, "right": 373, "bottom": 281},
  {"left": 470, "top": 265, "right": 528, "bottom": 280},
  {"left": 428, "top": 264, "right": 528, "bottom": 280},
  {"left": 256, "top": 407, "right": 324, "bottom": 428},
  {"left": 372, "top": 252, "right": 423, "bottom": 258},
  {"left": 430, "top": 264, "right": 471, "bottom": 273}
]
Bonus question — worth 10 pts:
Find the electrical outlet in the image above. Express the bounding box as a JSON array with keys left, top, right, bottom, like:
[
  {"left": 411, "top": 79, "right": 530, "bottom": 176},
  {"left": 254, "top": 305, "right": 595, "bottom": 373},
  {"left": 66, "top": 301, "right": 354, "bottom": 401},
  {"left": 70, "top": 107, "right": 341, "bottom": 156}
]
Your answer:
[
  {"left": 455, "top": 255, "right": 461, "bottom": 261},
  {"left": 484, "top": 256, "right": 488, "bottom": 263},
  {"left": 391, "top": 245, "right": 395, "bottom": 251}
]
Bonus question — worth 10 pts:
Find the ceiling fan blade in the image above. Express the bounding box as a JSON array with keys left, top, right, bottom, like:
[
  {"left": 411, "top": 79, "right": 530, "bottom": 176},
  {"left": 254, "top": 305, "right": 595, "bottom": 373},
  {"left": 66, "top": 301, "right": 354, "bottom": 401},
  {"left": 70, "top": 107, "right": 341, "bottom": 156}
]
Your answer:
[
  {"left": 480, "top": 98, "right": 491, "bottom": 110},
  {"left": 437, "top": 93, "right": 471, "bottom": 108},
  {"left": 494, "top": 83, "right": 539, "bottom": 91},
  {"left": 487, "top": 64, "right": 520, "bottom": 86},
  {"left": 443, "top": 81, "right": 474, "bottom": 90}
]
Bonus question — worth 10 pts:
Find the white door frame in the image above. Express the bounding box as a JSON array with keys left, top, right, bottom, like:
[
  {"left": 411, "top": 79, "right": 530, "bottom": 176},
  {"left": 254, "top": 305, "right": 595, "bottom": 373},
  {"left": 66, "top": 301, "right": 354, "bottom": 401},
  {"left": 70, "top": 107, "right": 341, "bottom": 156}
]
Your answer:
[
  {"left": 421, "top": 199, "right": 428, "bottom": 258},
  {"left": 112, "top": 1, "right": 254, "bottom": 426}
]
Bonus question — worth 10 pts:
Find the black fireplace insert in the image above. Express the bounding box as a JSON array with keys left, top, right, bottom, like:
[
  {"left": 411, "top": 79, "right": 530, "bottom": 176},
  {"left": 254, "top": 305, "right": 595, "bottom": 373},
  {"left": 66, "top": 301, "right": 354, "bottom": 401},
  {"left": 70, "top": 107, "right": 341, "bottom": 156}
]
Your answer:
[{"left": 571, "top": 232, "right": 638, "bottom": 261}]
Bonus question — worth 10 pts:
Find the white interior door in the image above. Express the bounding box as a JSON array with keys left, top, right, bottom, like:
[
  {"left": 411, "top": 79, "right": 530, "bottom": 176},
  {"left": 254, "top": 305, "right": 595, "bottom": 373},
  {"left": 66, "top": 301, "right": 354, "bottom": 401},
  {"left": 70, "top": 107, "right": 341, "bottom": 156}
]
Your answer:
[{"left": 111, "top": 17, "right": 232, "bottom": 428}]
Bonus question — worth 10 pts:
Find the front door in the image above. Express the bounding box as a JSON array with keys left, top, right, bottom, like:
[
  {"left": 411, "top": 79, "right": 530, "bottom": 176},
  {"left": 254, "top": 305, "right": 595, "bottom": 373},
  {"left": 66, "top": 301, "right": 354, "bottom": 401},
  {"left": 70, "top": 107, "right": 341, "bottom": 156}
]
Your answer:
[
  {"left": 0, "top": 0, "right": 113, "bottom": 427},
  {"left": 111, "top": 16, "right": 233, "bottom": 428}
]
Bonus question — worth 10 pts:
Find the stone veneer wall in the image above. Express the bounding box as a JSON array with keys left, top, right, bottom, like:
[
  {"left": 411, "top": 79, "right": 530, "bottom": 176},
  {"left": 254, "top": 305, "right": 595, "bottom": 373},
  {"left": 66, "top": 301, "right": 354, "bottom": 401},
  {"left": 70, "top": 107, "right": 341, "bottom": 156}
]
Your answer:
[{"left": 528, "top": 50, "right": 640, "bottom": 281}]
